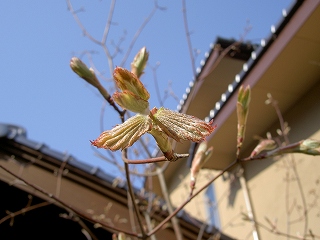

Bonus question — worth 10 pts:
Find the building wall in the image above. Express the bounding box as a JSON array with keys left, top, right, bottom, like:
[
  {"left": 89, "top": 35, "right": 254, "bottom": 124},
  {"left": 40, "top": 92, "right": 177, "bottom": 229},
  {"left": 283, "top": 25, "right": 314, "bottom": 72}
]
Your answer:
[
  {"left": 244, "top": 81, "right": 320, "bottom": 239},
  {"left": 169, "top": 161, "right": 255, "bottom": 238},
  {"left": 169, "top": 80, "right": 320, "bottom": 239},
  {"left": 219, "top": 81, "right": 320, "bottom": 239},
  {"left": 169, "top": 167, "right": 220, "bottom": 226}
]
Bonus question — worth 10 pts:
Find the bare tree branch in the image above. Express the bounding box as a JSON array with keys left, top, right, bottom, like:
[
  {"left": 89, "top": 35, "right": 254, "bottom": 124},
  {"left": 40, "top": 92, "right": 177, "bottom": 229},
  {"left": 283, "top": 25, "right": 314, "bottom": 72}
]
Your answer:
[
  {"left": 0, "top": 164, "right": 141, "bottom": 238},
  {"left": 182, "top": 0, "right": 196, "bottom": 77},
  {"left": 0, "top": 199, "right": 50, "bottom": 225},
  {"left": 120, "top": 1, "right": 166, "bottom": 67},
  {"left": 123, "top": 151, "right": 147, "bottom": 238},
  {"left": 148, "top": 160, "right": 237, "bottom": 237}
]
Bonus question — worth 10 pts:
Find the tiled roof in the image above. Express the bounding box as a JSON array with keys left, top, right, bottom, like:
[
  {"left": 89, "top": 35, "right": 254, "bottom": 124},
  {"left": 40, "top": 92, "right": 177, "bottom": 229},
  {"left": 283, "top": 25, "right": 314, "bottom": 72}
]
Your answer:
[
  {"left": 177, "top": 0, "right": 303, "bottom": 123},
  {"left": 0, "top": 123, "right": 119, "bottom": 185}
]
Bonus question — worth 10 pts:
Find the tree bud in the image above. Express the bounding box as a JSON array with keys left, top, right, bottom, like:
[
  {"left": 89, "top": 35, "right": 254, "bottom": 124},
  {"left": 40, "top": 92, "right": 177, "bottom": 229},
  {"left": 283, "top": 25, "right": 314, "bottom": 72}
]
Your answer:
[
  {"left": 70, "top": 57, "right": 99, "bottom": 88},
  {"left": 131, "top": 47, "right": 149, "bottom": 78}
]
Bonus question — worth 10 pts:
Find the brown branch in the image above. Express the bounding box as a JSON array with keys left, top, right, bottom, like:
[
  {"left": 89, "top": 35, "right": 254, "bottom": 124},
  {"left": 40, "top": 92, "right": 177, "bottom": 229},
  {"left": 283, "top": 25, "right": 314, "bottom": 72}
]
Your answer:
[
  {"left": 56, "top": 159, "right": 99, "bottom": 240},
  {"left": 123, "top": 153, "right": 189, "bottom": 164},
  {"left": 122, "top": 151, "right": 147, "bottom": 238},
  {"left": 136, "top": 135, "right": 184, "bottom": 239},
  {"left": 239, "top": 141, "right": 305, "bottom": 162},
  {"left": 0, "top": 200, "right": 51, "bottom": 225},
  {"left": 268, "top": 95, "right": 309, "bottom": 237},
  {"left": 93, "top": 147, "right": 161, "bottom": 177},
  {"left": 137, "top": 137, "right": 170, "bottom": 174},
  {"left": 147, "top": 160, "right": 237, "bottom": 237},
  {"left": 56, "top": 157, "right": 68, "bottom": 197},
  {"left": 66, "top": 0, "right": 116, "bottom": 85}
]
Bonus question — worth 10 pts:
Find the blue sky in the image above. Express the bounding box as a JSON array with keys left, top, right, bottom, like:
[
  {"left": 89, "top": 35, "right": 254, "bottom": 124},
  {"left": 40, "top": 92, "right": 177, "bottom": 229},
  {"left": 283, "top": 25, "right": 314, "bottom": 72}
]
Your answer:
[{"left": 1, "top": 0, "right": 293, "bottom": 179}]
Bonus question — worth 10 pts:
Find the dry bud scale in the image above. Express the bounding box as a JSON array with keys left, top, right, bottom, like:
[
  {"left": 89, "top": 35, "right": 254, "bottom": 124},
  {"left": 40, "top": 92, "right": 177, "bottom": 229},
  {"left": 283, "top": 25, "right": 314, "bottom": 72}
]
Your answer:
[{"left": 89, "top": 48, "right": 215, "bottom": 161}]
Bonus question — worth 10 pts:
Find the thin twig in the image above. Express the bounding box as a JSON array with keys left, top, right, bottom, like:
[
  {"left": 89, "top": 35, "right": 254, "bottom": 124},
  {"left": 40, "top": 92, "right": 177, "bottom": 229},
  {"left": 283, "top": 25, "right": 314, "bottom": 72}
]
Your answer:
[
  {"left": 150, "top": 63, "right": 164, "bottom": 106},
  {"left": 239, "top": 141, "right": 302, "bottom": 162},
  {"left": 252, "top": 217, "right": 320, "bottom": 240},
  {"left": 0, "top": 164, "right": 140, "bottom": 238},
  {"left": 123, "top": 154, "right": 189, "bottom": 164},
  {"left": 182, "top": 0, "right": 196, "bottom": 77},
  {"left": 123, "top": 152, "right": 147, "bottom": 238},
  {"left": 0, "top": 201, "right": 51, "bottom": 225},
  {"left": 66, "top": 0, "right": 116, "bottom": 84},
  {"left": 137, "top": 137, "right": 170, "bottom": 175},
  {"left": 124, "top": 156, "right": 167, "bottom": 164},
  {"left": 156, "top": 165, "right": 184, "bottom": 240},
  {"left": 270, "top": 96, "right": 309, "bottom": 237},
  {"left": 120, "top": 1, "right": 165, "bottom": 67},
  {"left": 66, "top": 0, "right": 102, "bottom": 45},
  {"left": 137, "top": 136, "right": 184, "bottom": 240},
  {"left": 100, "top": 101, "right": 108, "bottom": 132},
  {"left": 101, "top": 0, "right": 116, "bottom": 45},
  {"left": 147, "top": 160, "right": 237, "bottom": 237},
  {"left": 56, "top": 157, "right": 68, "bottom": 197},
  {"left": 93, "top": 147, "right": 161, "bottom": 177},
  {"left": 144, "top": 211, "right": 157, "bottom": 240}
]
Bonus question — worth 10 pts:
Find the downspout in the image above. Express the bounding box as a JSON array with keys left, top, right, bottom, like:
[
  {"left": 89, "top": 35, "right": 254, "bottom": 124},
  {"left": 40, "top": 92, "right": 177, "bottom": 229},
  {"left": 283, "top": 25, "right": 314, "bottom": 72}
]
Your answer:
[{"left": 238, "top": 167, "right": 260, "bottom": 240}]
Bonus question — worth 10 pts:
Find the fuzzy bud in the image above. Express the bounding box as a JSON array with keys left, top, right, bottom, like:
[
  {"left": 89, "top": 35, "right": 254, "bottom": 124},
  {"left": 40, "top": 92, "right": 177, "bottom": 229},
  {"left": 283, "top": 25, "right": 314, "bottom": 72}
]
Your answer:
[
  {"left": 70, "top": 57, "right": 100, "bottom": 88},
  {"left": 237, "top": 85, "right": 251, "bottom": 151},
  {"left": 131, "top": 47, "right": 149, "bottom": 78},
  {"left": 250, "top": 139, "right": 277, "bottom": 157},
  {"left": 296, "top": 139, "right": 320, "bottom": 155}
]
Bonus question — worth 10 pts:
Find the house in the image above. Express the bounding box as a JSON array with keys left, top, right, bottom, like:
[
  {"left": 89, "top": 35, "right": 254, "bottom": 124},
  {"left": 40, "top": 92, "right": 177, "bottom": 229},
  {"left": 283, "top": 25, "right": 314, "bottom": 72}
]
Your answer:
[
  {"left": 0, "top": 123, "right": 234, "bottom": 239},
  {"left": 149, "top": 0, "right": 320, "bottom": 239},
  {"left": 2, "top": 0, "right": 320, "bottom": 239}
]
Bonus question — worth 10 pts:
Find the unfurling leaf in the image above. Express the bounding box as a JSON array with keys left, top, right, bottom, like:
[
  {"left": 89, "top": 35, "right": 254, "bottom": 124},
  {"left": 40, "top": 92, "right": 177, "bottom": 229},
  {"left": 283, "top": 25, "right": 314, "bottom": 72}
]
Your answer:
[
  {"left": 113, "top": 90, "right": 149, "bottom": 114},
  {"left": 113, "top": 67, "right": 150, "bottom": 101},
  {"left": 150, "top": 107, "right": 215, "bottom": 142},
  {"left": 149, "top": 127, "right": 177, "bottom": 161},
  {"left": 91, "top": 114, "right": 151, "bottom": 151}
]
